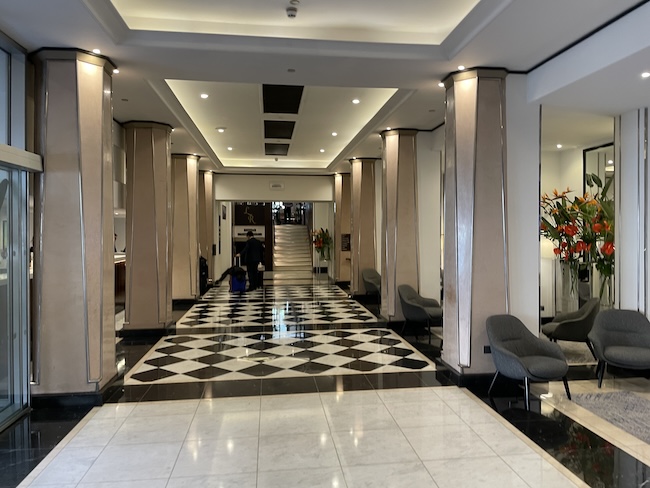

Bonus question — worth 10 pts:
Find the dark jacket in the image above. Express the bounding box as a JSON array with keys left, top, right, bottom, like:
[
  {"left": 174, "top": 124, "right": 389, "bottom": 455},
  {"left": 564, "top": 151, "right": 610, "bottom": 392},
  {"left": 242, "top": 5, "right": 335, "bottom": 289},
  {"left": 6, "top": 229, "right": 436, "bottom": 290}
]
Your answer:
[{"left": 241, "top": 237, "right": 263, "bottom": 264}]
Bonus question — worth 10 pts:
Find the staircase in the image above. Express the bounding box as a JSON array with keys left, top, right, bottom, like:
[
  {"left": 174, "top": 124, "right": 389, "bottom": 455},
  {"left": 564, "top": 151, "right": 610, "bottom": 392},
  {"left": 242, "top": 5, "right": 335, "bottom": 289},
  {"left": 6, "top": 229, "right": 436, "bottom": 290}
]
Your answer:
[{"left": 273, "top": 225, "right": 313, "bottom": 278}]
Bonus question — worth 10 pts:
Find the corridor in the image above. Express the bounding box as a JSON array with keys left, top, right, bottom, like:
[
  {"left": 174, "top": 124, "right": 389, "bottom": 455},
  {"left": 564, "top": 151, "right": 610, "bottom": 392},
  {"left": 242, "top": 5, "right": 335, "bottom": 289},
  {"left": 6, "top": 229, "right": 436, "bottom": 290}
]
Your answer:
[{"left": 13, "top": 280, "right": 583, "bottom": 487}]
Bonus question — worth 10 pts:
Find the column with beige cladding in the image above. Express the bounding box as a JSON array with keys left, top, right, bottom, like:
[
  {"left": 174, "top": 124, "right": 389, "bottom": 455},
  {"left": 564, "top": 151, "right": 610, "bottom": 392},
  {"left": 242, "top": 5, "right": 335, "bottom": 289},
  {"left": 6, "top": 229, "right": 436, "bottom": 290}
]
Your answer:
[
  {"left": 199, "top": 170, "right": 214, "bottom": 282},
  {"left": 350, "top": 158, "right": 377, "bottom": 295},
  {"left": 442, "top": 69, "right": 509, "bottom": 375},
  {"left": 380, "top": 131, "right": 419, "bottom": 321},
  {"left": 334, "top": 174, "right": 351, "bottom": 283},
  {"left": 123, "top": 122, "right": 173, "bottom": 330},
  {"left": 172, "top": 154, "right": 200, "bottom": 299},
  {"left": 31, "top": 50, "right": 116, "bottom": 395}
]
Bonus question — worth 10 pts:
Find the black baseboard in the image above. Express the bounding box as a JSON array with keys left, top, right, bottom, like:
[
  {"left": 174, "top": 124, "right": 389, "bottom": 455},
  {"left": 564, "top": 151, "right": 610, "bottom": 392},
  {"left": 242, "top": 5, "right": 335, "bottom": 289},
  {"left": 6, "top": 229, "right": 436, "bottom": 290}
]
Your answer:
[
  {"left": 335, "top": 281, "right": 350, "bottom": 289},
  {"left": 353, "top": 293, "right": 380, "bottom": 305},
  {"left": 31, "top": 373, "right": 120, "bottom": 409},
  {"left": 118, "top": 328, "right": 169, "bottom": 339}
]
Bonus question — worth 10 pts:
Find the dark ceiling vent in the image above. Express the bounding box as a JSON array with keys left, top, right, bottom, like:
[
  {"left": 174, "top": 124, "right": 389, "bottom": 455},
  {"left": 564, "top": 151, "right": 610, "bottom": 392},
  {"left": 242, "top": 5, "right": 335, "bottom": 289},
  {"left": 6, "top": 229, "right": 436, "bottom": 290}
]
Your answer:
[
  {"left": 265, "top": 143, "right": 290, "bottom": 156},
  {"left": 264, "top": 120, "right": 296, "bottom": 139},
  {"left": 262, "top": 84, "right": 303, "bottom": 114}
]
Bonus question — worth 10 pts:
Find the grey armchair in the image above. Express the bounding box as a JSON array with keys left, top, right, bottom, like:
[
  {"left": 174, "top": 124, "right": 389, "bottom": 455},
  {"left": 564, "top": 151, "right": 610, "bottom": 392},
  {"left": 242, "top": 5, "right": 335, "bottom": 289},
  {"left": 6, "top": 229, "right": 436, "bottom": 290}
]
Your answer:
[
  {"left": 486, "top": 314, "right": 571, "bottom": 410},
  {"left": 397, "top": 284, "right": 442, "bottom": 344},
  {"left": 362, "top": 268, "right": 381, "bottom": 296},
  {"left": 588, "top": 309, "right": 650, "bottom": 387},
  {"left": 542, "top": 297, "right": 600, "bottom": 359}
]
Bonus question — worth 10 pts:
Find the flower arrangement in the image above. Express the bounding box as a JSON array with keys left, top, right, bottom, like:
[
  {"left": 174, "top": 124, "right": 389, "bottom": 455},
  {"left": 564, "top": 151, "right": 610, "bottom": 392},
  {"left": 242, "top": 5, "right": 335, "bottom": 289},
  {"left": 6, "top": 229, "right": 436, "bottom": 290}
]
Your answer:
[
  {"left": 312, "top": 228, "right": 332, "bottom": 260},
  {"left": 540, "top": 173, "right": 614, "bottom": 299}
]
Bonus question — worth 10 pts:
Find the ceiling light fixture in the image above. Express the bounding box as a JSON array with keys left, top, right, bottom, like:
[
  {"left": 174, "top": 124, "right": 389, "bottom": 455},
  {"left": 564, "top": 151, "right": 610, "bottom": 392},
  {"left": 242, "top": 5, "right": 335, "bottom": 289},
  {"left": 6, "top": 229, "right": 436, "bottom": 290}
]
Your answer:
[
  {"left": 171, "top": 128, "right": 175, "bottom": 132},
  {"left": 386, "top": 127, "right": 391, "bottom": 131},
  {"left": 352, "top": 99, "right": 360, "bottom": 104},
  {"left": 200, "top": 93, "right": 209, "bottom": 99},
  {"left": 458, "top": 65, "right": 466, "bottom": 71},
  {"left": 216, "top": 127, "right": 226, "bottom": 133},
  {"left": 331, "top": 132, "right": 337, "bottom": 136},
  {"left": 643, "top": 72, "right": 650, "bottom": 78},
  {"left": 320, "top": 149, "right": 325, "bottom": 153},
  {"left": 438, "top": 82, "right": 445, "bottom": 87},
  {"left": 227, "top": 147, "right": 233, "bottom": 151},
  {"left": 556, "top": 144, "right": 563, "bottom": 149},
  {"left": 92, "top": 48, "right": 101, "bottom": 54},
  {"left": 607, "top": 159, "right": 614, "bottom": 165},
  {"left": 112, "top": 69, "right": 119, "bottom": 74}
]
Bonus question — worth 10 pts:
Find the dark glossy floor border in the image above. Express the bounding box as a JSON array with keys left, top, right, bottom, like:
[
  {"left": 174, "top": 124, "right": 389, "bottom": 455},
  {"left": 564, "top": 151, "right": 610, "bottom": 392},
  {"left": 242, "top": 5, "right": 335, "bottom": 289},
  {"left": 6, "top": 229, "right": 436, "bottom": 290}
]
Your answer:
[{"left": 106, "top": 370, "right": 453, "bottom": 403}]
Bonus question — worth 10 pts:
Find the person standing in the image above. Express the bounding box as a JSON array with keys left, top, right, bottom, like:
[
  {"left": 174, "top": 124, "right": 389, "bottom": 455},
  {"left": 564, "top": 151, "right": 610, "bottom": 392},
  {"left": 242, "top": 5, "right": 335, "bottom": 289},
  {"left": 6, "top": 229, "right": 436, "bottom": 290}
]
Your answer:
[{"left": 237, "top": 230, "right": 263, "bottom": 291}]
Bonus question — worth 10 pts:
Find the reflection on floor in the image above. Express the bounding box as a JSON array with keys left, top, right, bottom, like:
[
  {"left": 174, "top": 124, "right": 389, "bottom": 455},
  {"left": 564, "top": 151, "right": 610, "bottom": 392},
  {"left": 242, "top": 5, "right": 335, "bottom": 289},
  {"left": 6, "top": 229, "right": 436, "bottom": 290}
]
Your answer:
[{"left": 4, "top": 277, "right": 650, "bottom": 487}]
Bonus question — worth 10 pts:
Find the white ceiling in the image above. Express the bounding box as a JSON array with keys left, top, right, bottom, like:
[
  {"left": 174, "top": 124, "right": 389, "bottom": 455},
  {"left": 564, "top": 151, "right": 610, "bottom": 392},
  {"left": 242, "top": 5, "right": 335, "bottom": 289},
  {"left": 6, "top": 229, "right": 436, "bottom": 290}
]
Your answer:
[{"left": 0, "top": 0, "right": 645, "bottom": 173}]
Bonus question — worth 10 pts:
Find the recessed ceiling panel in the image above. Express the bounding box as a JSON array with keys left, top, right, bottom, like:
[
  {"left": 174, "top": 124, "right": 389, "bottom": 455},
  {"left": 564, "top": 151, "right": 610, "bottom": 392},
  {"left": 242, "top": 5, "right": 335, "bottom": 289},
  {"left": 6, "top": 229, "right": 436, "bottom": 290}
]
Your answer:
[
  {"left": 264, "top": 120, "right": 296, "bottom": 139},
  {"left": 110, "top": 0, "right": 480, "bottom": 45},
  {"left": 263, "top": 85, "right": 303, "bottom": 114},
  {"left": 265, "top": 143, "right": 290, "bottom": 156},
  {"left": 166, "top": 80, "right": 397, "bottom": 169}
]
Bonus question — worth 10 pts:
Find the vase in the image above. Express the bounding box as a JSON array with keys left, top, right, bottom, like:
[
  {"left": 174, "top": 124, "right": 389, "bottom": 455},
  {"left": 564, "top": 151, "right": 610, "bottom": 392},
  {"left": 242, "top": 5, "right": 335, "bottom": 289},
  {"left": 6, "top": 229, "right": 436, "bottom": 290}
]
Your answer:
[{"left": 556, "top": 260, "right": 579, "bottom": 314}]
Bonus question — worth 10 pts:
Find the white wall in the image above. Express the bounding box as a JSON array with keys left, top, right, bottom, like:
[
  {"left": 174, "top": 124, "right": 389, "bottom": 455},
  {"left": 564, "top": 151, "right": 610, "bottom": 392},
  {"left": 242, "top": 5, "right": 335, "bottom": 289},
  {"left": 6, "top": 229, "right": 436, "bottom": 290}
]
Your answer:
[
  {"left": 506, "top": 74, "right": 541, "bottom": 332},
  {"left": 416, "top": 131, "right": 442, "bottom": 300},
  {"left": 214, "top": 174, "right": 333, "bottom": 201}
]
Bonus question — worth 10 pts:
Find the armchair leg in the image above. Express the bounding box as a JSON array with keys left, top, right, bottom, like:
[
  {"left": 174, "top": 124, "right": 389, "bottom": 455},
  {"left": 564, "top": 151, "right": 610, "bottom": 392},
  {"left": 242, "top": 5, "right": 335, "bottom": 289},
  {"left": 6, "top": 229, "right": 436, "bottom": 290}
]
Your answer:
[
  {"left": 562, "top": 376, "right": 571, "bottom": 400},
  {"left": 597, "top": 360, "right": 606, "bottom": 388},
  {"left": 586, "top": 341, "right": 597, "bottom": 361},
  {"left": 487, "top": 372, "right": 499, "bottom": 398},
  {"left": 524, "top": 377, "right": 531, "bottom": 411}
]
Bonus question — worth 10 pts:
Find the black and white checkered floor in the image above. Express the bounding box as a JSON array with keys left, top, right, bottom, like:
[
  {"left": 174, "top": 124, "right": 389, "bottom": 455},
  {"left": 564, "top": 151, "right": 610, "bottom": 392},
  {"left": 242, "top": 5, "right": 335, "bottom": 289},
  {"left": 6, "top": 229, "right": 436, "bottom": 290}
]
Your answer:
[
  {"left": 125, "top": 283, "right": 436, "bottom": 385},
  {"left": 125, "top": 328, "right": 435, "bottom": 384}
]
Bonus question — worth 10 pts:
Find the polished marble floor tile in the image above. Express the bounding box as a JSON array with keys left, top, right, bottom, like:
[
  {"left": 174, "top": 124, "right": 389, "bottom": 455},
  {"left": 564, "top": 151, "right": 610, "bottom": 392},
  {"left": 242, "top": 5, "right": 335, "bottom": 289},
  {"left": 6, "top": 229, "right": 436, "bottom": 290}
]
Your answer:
[{"left": 17, "top": 387, "right": 587, "bottom": 487}]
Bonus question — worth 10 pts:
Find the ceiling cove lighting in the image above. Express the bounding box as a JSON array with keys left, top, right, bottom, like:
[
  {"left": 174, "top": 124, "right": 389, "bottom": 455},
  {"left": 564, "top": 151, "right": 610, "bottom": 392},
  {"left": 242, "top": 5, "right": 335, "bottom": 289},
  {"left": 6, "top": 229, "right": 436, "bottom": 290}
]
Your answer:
[
  {"left": 556, "top": 144, "right": 563, "bottom": 149},
  {"left": 92, "top": 48, "right": 101, "bottom": 54},
  {"left": 352, "top": 99, "right": 360, "bottom": 104},
  {"left": 200, "top": 93, "right": 209, "bottom": 99},
  {"left": 642, "top": 72, "right": 650, "bottom": 78}
]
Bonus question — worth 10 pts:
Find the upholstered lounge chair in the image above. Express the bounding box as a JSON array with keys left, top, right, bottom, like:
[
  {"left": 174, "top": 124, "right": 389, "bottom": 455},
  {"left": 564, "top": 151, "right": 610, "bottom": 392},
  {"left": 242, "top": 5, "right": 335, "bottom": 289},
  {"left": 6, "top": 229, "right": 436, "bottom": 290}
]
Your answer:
[
  {"left": 542, "top": 297, "right": 600, "bottom": 359},
  {"left": 397, "top": 284, "right": 442, "bottom": 344},
  {"left": 588, "top": 309, "right": 650, "bottom": 387},
  {"left": 361, "top": 268, "right": 381, "bottom": 296},
  {"left": 486, "top": 314, "right": 571, "bottom": 410}
]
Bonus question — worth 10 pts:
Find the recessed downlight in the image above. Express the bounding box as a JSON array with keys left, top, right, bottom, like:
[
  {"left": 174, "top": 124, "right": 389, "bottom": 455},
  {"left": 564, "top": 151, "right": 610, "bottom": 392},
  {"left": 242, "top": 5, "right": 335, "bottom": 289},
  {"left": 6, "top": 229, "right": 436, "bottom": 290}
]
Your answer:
[
  {"left": 216, "top": 127, "right": 226, "bottom": 133},
  {"left": 112, "top": 69, "right": 119, "bottom": 74},
  {"left": 642, "top": 72, "right": 650, "bottom": 78},
  {"left": 331, "top": 132, "right": 337, "bottom": 136},
  {"left": 386, "top": 127, "right": 391, "bottom": 131},
  {"left": 556, "top": 144, "right": 563, "bottom": 149},
  {"left": 171, "top": 128, "right": 175, "bottom": 132},
  {"left": 200, "top": 93, "right": 209, "bottom": 99},
  {"left": 92, "top": 48, "right": 101, "bottom": 54},
  {"left": 352, "top": 99, "right": 360, "bottom": 104},
  {"left": 438, "top": 82, "right": 445, "bottom": 87},
  {"left": 458, "top": 65, "right": 466, "bottom": 71},
  {"left": 227, "top": 147, "right": 233, "bottom": 151},
  {"left": 319, "top": 149, "right": 325, "bottom": 153},
  {"left": 607, "top": 159, "right": 614, "bottom": 165}
]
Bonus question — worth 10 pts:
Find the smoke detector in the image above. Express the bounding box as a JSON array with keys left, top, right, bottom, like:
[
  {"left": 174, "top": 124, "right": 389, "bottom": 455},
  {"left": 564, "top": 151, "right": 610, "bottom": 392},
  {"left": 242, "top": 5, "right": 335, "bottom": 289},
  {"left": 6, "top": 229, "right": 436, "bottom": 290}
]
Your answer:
[{"left": 286, "top": 6, "right": 297, "bottom": 18}]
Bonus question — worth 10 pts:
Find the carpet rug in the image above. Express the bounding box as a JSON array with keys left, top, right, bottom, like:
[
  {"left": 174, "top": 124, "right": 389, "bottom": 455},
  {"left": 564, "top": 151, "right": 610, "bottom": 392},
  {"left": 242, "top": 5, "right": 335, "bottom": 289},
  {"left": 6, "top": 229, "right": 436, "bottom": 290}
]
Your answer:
[{"left": 573, "top": 391, "right": 650, "bottom": 444}]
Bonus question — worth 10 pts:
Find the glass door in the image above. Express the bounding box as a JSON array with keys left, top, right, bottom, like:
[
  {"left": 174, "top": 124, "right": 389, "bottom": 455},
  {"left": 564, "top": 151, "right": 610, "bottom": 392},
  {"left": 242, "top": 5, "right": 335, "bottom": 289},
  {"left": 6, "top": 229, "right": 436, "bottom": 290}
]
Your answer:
[{"left": 0, "top": 165, "right": 29, "bottom": 431}]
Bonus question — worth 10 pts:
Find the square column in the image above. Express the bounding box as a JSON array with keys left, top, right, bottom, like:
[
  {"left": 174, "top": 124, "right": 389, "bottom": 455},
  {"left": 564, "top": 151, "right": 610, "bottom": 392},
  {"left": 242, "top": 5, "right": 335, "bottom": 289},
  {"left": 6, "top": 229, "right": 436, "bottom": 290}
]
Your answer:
[
  {"left": 334, "top": 174, "right": 351, "bottom": 283},
  {"left": 442, "top": 69, "right": 508, "bottom": 374},
  {"left": 199, "top": 170, "right": 215, "bottom": 281},
  {"left": 124, "top": 122, "right": 173, "bottom": 330},
  {"left": 380, "top": 130, "right": 419, "bottom": 320},
  {"left": 350, "top": 158, "right": 377, "bottom": 294},
  {"left": 172, "top": 154, "right": 200, "bottom": 299},
  {"left": 31, "top": 50, "right": 116, "bottom": 395}
]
